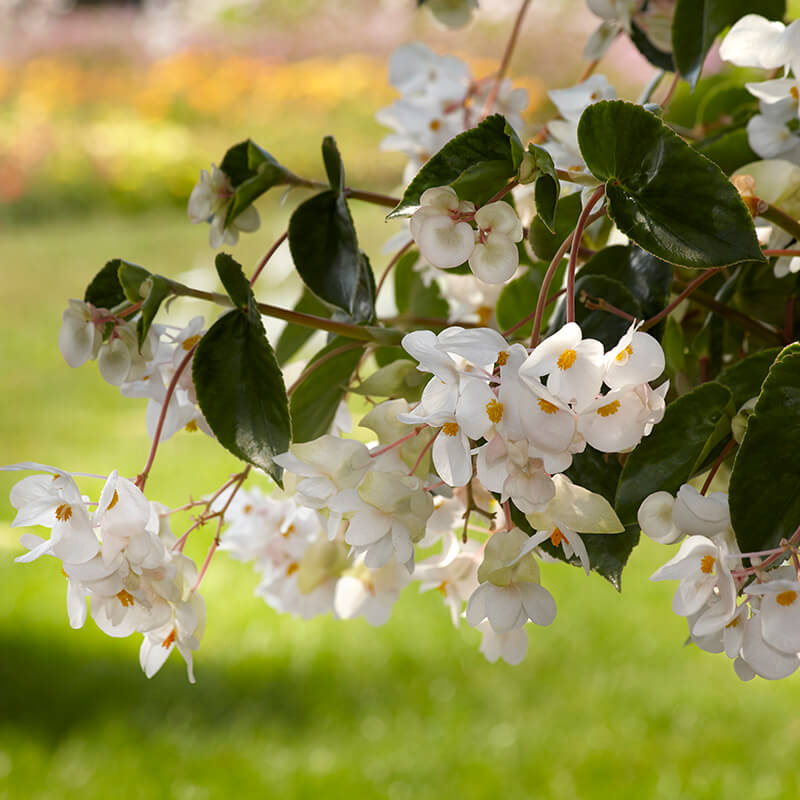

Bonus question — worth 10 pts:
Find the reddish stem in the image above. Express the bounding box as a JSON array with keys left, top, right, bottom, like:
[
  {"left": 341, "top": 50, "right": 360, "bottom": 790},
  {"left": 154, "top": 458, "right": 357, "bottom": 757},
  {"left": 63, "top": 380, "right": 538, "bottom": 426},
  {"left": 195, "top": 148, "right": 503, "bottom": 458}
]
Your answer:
[
  {"left": 376, "top": 240, "right": 413, "bottom": 298},
  {"left": 408, "top": 430, "right": 438, "bottom": 476},
  {"left": 566, "top": 186, "right": 605, "bottom": 324},
  {"left": 700, "top": 438, "right": 736, "bottom": 495},
  {"left": 640, "top": 268, "right": 724, "bottom": 331},
  {"left": 659, "top": 72, "right": 681, "bottom": 110},
  {"left": 250, "top": 231, "right": 288, "bottom": 287},
  {"left": 370, "top": 427, "right": 423, "bottom": 458}
]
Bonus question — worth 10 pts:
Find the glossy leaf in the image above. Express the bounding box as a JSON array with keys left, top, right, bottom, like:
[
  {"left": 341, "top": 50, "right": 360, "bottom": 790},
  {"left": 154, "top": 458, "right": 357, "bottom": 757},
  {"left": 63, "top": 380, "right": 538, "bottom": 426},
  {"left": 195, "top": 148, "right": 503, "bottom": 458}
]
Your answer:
[
  {"left": 321, "top": 135, "right": 344, "bottom": 192},
  {"left": 615, "top": 382, "right": 734, "bottom": 525},
  {"left": 220, "top": 140, "right": 296, "bottom": 228},
  {"left": 496, "top": 268, "right": 542, "bottom": 340},
  {"left": 193, "top": 301, "right": 291, "bottom": 484},
  {"left": 629, "top": 20, "right": 674, "bottom": 72},
  {"left": 394, "top": 251, "right": 448, "bottom": 320},
  {"left": 215, "top": 252, "right": 252, "bottom": 309},
  {"left": 529, "top": 143, "right": 559, "bottom": 233},
  {"left": 389, "top": 114, "right": 520, "bottom": 217},
  {"left": 117, "top": 262, "right": 171, "bottom": 350},
  {"left": 578, "top": 101, "right": 765, "bottom": 269},
  {"left": 274, "top": 288, "right": 330, "bottom": 365},
  {"left": 672, "top": 0, "right": 785, "bottom": 88},
  {"left": 289, "top": 337, "right": 365, "bottom": 443},
  {"left": 84, "top": 259, "right": 129, "bottom": 310},
  {"left": 716, "top": 347, "right": 780, "bottom": 410},
  {"left": 729, "top": 344, "right": 800, "bottom": 553},
  {"left": 529, "top": 191, "right": 581, "bottom": 262}
]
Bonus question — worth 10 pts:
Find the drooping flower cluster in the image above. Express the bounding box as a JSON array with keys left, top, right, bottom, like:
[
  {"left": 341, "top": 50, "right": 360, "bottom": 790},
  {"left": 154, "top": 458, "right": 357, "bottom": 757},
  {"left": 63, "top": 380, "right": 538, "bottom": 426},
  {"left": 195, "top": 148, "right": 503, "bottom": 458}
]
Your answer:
[
  {"left": 6, "top": 463, "right": 204, "bottom": 682},
  {"left": 641, "top": 485, "right": 800, "bottom": 681}
]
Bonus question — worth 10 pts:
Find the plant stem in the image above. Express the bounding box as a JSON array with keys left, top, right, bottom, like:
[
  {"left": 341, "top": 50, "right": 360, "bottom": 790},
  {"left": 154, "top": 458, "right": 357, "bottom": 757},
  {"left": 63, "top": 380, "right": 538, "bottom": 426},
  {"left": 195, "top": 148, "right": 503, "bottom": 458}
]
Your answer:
[
  {"left": 760, "top": 201, "right": 800, "bottom": 242},
  {"left": 298, "top": 179, "right": 400, "bottom": 208},
  {"left": 659, "top": 72, "right": 680, "bottom": 110},
  {"left": 287, "top": 341, "right": 365, "bottom": 397},
  {"left": 480, "top": 0, "right": 533, "bottom": 119},
  {"left": 250, "top": 231, "right": 288, "bottom": 287},
  {"left": 567, "top": 186, "right": 605, "bottom": 324},
  {"left": 376, "top": 240, "right": 413, "bottom": 298},
  {"left": 700, "top": 438, "right": 736, "bottom": 495},
  {"left": 640, "top": 268, "right": 724, "bottom": 331}
]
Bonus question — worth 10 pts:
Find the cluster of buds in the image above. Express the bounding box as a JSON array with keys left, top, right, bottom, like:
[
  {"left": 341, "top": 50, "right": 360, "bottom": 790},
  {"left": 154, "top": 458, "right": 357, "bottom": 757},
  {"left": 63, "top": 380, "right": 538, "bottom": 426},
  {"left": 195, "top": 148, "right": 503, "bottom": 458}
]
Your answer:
[
  {"left": 6, "top": 464, "right": 204, "bottom": 682},
  {"left": 641, "top": 485, "right": 800, "bottom": 681}
]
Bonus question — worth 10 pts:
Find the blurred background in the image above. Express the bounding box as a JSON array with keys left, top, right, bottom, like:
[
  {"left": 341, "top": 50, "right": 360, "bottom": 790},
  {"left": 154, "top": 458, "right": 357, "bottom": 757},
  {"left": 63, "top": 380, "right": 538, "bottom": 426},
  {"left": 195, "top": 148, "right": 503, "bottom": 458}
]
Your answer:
[{"left": 3, "top": 1, "right": 800, "bottom": 798}]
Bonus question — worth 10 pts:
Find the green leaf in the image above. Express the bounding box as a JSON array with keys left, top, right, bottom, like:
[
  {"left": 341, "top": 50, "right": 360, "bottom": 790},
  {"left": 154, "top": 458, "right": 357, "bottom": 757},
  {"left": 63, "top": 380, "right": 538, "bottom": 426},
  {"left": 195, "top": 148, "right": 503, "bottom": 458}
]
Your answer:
[
  {"left": 350, "top": 359, "right": 426, "bottom": 402},
  {"left": 321, "top": 136, "right": 345, "bottom": 192},
  {"left": 275, "top": 288, "right": 331, "bottom": 365},
  {"left": 716, "top": 347, "right": 780, "bottom": 410},
  {"left": 729, "top": 344, "right": 800, "bottom": 553},
  {"left": 289, "top": 337, "right": 365, "bottom": 443},
  {"left": 662, "top": 316, "right": 686, "bottom": 374},
  {"left": 84, "top": 259, "right": 129, "bottom": 309},
  {"left": 193, "top": 301, "right": 291, "bottom": 484},
  {"left": 578, "top": 245, "right": 673, "bottom": 324},
  {"left": 215, "top": 252, "right": 252, "bottom": 309},
  {"left": 388, "top": 114, "right": 519, "bottom": 217},
  {"left": 394, "top": 251, "right": 448, "bottom": 320},
  {"left": 220, "top": 140, "right": 297, "bottom": 228},
  {"left": 288, "top": 189, "right": 375, "bottom": 320},
  {"left": 529, "top": 191, "right": 581, "bottom": 262},
  {"left": 629, "top": 20, "right": 675, "bottom": 72},
  {"left": 615, "top": 381, "right": 734, "bottom": 525},
  {"left": 117, "top": 262, "right": 171, "bottom": 350},
  {"left": 496, "top": 268, "right": 542, "bottom": 340},
  {"left": 578, "top": 101, "right": 765, "bottom": 269},
  {"left": 548, "top": 274, "right": 642, "bottom": 350},
  {"left": 672, "top": 0, "right": 785, "bottom": 89}
]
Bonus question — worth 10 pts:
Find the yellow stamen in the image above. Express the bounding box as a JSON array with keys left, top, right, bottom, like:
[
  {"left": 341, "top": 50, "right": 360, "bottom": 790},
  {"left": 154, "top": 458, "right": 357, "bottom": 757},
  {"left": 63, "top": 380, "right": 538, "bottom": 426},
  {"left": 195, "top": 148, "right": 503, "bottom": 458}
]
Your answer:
[
  {"left": 538, "top": 398, "right": 559, "bottom": 415},
  {"left": 486, "top": 399, "right": 504, "bottom": 423},
  {"left": 550, "top": 527, "right": 565, "bottom": 547},
  {"left": 776, "top": 590, "right": 797, "bottom": 607},
  {"left": 436, "top": 581, "right": 448, "bottom": 596},
  {"left": 107, "top": 490, "right": 120, "bottom": 510},
  {"left": 615, "top": 344, "right": 633, "bottom": 362},
  {"left": 496, "top": 350, "right": 509, "bottom": 367},
  {"left": 791, "top": 86, "right": 799, "bottom": 102},
  {"left": 286, "top": 562, "right": 299, "bottom": 576},
  {"left": 282, "top": 523, "right": 296, "bottom": 538},
  {"left": 182, "top": 334, "right": 202, "bottom": 351},
  {"left": 597, "top": 400, "right": 621, "bottom": 417},
  {"left": 161, "top": 629, "right": 177, "bottom": 649},
  {"left": 429, "top": 119, "right": 441, "bottom": 131},
  {"left": 116, "top": 589, "right": 135, "bottom": 607},
  {"left": 184, "top": 420, "right": 198, "bottom": 432},
  {"left": 556, "top": 349, "right": 577, "bottom": 370},
  {"left": 700, "top": 554, "right": 715, "bottom": 574},
  {"left": 55, "top": 503, "right": 73, "bottom": 522},
  {"left": 725, "top": 617, "right": 740, "bottom": 629},
  {"left": 441, "top": 422, "right": 459, "bottom": 436},
  {"left": 243, "top": 504, "right": 253, "bottom": 514},
  {"left": 477, "top": 306, "right": 493, "bottom": 326}
]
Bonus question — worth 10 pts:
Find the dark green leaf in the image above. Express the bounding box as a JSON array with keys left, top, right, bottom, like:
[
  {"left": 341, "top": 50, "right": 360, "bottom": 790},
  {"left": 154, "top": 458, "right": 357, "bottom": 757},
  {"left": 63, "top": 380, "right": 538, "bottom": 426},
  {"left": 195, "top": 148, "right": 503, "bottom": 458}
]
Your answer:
[
  {"left": 578, "top": 101, "right": 765, "bottom": 269},
  {"left": 389, "top": 115, "right": 519, "bottom": 217},
  {"left": 288, "top": 189, "right": 373, "bottom": 319},
  {"left": 672, "top": 0, "right": 785, "bottom": 88},
  {"left": 116, "top": 261, "right": 172, "bottom": 350},
  {"left": 698, "top": 126, "right": 758, "bottom": 175},
  {"left": 496, "top": 268, "right": 542, "bottom": 340},
  {"left": 220, "top": 140, "right": 296, "bottom": 228},
  {"left": 716, "top": 348, "right": 780, "bottom": 410},
  {"left": 351, "top": 252, "right": 377, "bottom": 325},
  {"left": 215, "top": 252, "right": 252, "bottom": 309},
  {"left": 524, "top": 143, "right": 559, "bottom": 232},
  {"left": 629, "top": 20, "right": 675, "bottom": 71},
  {"left": 193, "top": 303, "right": 291, "bottom": 484},
  {"left": 529, "top": 191, "right": 582, "bottom": 262},
  {"left": 394, "top": 251, "right": 448, "bottom": 320},
  {"left": 275, "top": 289, "right": 331, "bottom": 365},
  {"left": 549, "top": 274, "right": 642, "bottom": 350},
  {"left": 729, "top": 344, "right": 800, "bottom": 553},
  {"left": 321, "top": 136, "right": 345, "bottom": 192},
  {"left": 616, "top": 381, "right": 734, "bottom": 524},
  {"left": 84, "top": 259, "right": 129, "bottom": 309},
  {"left": 662, "top": 316, "right": 686, "bottom": 374},
  {"left": 290, "top": 337, "right": 365, "bottom": 443}
]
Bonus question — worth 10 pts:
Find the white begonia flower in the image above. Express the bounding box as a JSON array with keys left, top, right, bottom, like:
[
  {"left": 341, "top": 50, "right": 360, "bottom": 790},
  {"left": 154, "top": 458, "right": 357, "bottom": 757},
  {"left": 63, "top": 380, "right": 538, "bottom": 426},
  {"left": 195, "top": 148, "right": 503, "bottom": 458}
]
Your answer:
[
  {"left": 718, "top": 14, "right": 795, "bottom": 71},
  {"left": 386, "top": 42, "right": 470, "bottom": 105},
  {"left": 671, "top": 484, "right": 730, "bottom": 538},
  {"left": 410, "top": 186, "right": 476, "bottom": 269},
  {"left": 634, "top": 379, "right": 669, "bottom": 436},
  {"left": 549, "top": 74, "right": 617, "bottom": 123},
  {"left": 519, "top": 322, "right": 605, "bottom": 409},
  {"left": 650, "top": 535, "right": 736, "bottom": 619},
  {"left": 576, "top": 386, "right": 650, "bottom": 453},
  {"left": 466, "top": 528, "right": 557, "bottom": 633},
  {"left": 524, "top": 524, "right": 591, "bottom": 575},
  {"left": 187, "top": 163, "right": 260, "bottom": 249},
  {"left": 637, "top": 491, "right": 683, "bottom": 545},
  {"left": 59, "top": 300, "right": 102, "bottom": 368},
  {"left": 739, "top": 612, "right": 800, "bottom": 680},
  {"left": 476, "top": 620, "right": 529, "bottom": 665},
  {"left": 746, "top": 99, "right": 800, "bottom": 163},
  {"left": 603, "top": 322, "right": 665, "bottom": 389},
  {"left": 473, "top": 79, "right": 530, "bottom": 136},
  {"left": 334, "top": 557, "right": 410, "bottom": 626},
  {"left": 468, "top": 202, "right": 524, "bottom": 284},
  {"left": 747, "top": 579, "right": 800, "bottom": 654}
]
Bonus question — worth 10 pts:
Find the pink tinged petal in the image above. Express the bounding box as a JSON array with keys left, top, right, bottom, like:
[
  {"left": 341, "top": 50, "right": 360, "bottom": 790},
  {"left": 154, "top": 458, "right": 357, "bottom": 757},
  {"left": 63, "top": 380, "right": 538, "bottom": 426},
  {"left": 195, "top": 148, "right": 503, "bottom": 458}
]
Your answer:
[
  {"left": 416, "top": 215, "right": 476, "bottom": 269},
  {"left": 518, "top": 582, "right": 557, "bottom": 626},
  {"left": 432, "top": 428, "right": 473, "bottom": 487},
  {"left": 474, "top": 202, "right": 523, "bottom": 240},
  {"left": 67, "top": 581, "right": 88, "bottom": 629},
  {"left": 485, "top": 584, "right": 525, "bottom": 633},
  {"left": 98, "top": 337, "right": 133, "bottom": 386},
  {"left": 345, "top": 509, "right": 391, "bottom": 546},
  {"left": 740, "top": 615, "right": 800, "bottom": 680}
]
